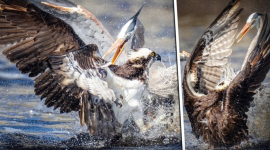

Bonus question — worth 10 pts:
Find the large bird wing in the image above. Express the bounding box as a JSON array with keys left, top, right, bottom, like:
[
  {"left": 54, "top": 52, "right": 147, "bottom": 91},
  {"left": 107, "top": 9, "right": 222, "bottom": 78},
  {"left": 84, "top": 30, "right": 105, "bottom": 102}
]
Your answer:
[
  {"left": 48, "top": 44, "right": 117, "bottom": 104},
  {"left": 0, "top": 0, "right": 119, "bottom": 137},
  {"left": 47, "top": 45, "right": 120, "bottom": 137},
  {"left": 1, "top": 0, "right": 84, "bottom": 77},
  {"left": 221, "top": 14, "right": 270, "bottom": 140},
  {"left": 30, "top": 0, "right": 115, "bottom": 57},
  {"left": 184, "top": 0, "right": 242, "bottom": 95}
]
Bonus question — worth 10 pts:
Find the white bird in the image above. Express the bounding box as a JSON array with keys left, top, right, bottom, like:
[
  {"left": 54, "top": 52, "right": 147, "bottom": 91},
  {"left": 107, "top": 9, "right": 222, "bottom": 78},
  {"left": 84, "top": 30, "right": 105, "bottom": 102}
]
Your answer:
[{"left": 102, "top": 4, "right": 145, "bottom": 64}]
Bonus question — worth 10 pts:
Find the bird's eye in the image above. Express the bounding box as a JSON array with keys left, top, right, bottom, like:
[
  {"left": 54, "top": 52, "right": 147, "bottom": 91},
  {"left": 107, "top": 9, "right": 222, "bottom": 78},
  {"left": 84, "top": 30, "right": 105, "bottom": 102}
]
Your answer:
[
  {"left": 252, "top": 19, "right": 256, "bottom": 24},
  {"left": 151, "top": 52, "right": 155, "bottom": 57}
]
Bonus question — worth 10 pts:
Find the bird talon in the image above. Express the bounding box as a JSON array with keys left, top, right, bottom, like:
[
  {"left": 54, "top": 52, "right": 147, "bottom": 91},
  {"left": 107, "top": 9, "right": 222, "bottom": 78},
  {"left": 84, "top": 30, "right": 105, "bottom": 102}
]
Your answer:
[{"left": 98, "top": 68, "right": 107, "bottom": 78}]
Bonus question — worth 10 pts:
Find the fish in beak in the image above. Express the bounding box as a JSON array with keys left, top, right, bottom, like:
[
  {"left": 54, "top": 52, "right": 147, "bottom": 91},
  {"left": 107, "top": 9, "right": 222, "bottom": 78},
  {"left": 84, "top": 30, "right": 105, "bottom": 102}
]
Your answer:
[{"left": 236, "top": 21, "right": 254, "bottom": 43}]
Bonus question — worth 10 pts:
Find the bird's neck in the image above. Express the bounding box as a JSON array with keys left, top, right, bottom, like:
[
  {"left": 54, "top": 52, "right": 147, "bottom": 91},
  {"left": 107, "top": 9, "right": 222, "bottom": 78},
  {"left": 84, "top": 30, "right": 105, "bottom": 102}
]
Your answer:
[
  {"left": 108, "top": 59, "right": 150, "bottom": 82},
  {"left": 256, "top": 17, "right": 263, "bottom": 31},
  {"left": 241, "top": 17, "right": 263, "bottom": 70}
]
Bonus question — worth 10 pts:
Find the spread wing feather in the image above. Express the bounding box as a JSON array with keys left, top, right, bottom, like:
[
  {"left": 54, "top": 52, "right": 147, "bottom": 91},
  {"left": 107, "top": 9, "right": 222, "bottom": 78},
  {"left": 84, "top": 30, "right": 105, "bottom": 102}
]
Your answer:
[
  {"left": 32, "top": 0, "right": 115, "bottom": 58},
  {"left": 0, "top": 0, "right": 119, "bottom": 137},
  {"left": 185, "top": 0, "right": 243, "bottom": 94},
  {"left": 220, "top": 13, "right": 270, "bottom": 144},
  {"left": 80, "top": 92, "right": 120, "bottom": 137},
  {"left": 49, "top": 44, "right": 117, "bottom": 103},
  {"left": 0, "top": 0, "right": 84, "bottom": 77}
]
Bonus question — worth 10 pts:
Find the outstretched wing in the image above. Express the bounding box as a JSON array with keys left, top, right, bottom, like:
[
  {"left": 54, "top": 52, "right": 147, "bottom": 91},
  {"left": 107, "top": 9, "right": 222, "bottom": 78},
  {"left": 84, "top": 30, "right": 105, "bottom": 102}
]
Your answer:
[
  {"left": 184, "top": 0, "right": 242, "bottom": 95},
  {"left": 0, "top": 0, "right": 119, "bottom": 137},
  {"left": 48, "top": 44, "right": 117, "bottom": 103},
  {"left": 32, "top": 0, "right": 115, "bottom": 57},
  {"left": 47, "top": 45, "right": 120, "bottom": 137},
  {"left": 221, "top": 13, "right": 270, "bottom": 143},
  {"left": 0, "top": 0, "right": 84, "bottom": 77},
  {"left": 183, "top": 0, "right": 243, "bottom": 143},
  {"left": 0, "top": 0, "right": 88, "bottom": 111}
]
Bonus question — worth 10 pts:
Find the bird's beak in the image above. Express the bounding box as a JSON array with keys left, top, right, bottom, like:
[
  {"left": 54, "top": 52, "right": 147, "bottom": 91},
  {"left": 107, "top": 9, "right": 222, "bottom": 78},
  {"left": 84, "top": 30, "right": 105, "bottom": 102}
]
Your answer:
[
  {"left": 102, "top": 38, "right": 127, "bottom": 64},
  {"left": 236, "top": 22, "right": 252, "bottom": 43},
  {"left": 156, "top": 54, "right": 161, "bottom": 61}
]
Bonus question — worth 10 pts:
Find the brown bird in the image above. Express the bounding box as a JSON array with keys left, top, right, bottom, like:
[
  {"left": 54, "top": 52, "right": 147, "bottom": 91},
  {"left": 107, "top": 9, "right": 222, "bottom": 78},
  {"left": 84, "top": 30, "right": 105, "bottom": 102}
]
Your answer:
[
  {"left": 183, "top": 0, "right": 270, "bottom": 148},
  {"left": 0, "top": 0, "right": 163, "bottom": 138}
]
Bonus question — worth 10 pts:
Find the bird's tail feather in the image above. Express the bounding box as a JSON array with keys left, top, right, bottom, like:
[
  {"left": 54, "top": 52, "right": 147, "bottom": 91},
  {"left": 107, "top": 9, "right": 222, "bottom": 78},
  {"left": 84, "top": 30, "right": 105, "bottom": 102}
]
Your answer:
[{"left": 79, "top": 92, "right": 121, "bottom": 138}]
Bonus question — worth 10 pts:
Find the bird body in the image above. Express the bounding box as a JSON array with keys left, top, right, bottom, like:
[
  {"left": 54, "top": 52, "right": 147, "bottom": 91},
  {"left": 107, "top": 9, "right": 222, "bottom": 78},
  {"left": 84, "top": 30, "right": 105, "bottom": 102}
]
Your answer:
[
  {"left": 106, "top": 48, "right": 161, "bottom": 132},
  {"left": 0, "top": 0, "right": 163, "bottom": 138},
  {"left": 106, "top": 70, "right": 145, "bottom": 128},
  {"left": 183, "top": 0, "right": 270, "bottom": 148}
]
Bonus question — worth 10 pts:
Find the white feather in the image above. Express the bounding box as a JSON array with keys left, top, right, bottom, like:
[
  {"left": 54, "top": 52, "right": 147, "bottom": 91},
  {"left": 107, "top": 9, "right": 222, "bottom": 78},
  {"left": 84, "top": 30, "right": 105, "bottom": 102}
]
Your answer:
[
  {"left": 117, "top": 19, "right": 133, "bottom": 38},
  {"left": 105, "top": 68, "right": 145, "bottom": 126},
  {"left": 128, "top": 48, "right": 153, "bottom": 60}
]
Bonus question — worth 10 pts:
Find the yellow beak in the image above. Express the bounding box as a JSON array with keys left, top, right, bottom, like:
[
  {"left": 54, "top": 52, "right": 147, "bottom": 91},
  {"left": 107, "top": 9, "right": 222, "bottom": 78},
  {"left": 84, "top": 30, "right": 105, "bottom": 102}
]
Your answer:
[
  {"left": 102, "top": 38, "right": 127, "bottom": 64},
  {"left": 236, "top": 22, "right": 252, "bottom": 43}
]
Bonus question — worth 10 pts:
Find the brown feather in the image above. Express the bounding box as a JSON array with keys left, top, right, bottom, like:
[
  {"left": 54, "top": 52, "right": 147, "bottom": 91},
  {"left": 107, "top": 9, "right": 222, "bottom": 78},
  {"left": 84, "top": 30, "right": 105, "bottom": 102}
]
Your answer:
[
  {"left": 0, "top": 0, "right": 119, "bottom": 139},
  {"left": 45, "top": 85, "right": 62, "bottom": 107},
  {"left": 108, "top": 55, "right": 152, "bottom": 82},
  {"left": 182, "top": 0, "right": 270, "bottom": 148},
  {"left": 1, "top": 0, "right": 84, "bottom": 77}
]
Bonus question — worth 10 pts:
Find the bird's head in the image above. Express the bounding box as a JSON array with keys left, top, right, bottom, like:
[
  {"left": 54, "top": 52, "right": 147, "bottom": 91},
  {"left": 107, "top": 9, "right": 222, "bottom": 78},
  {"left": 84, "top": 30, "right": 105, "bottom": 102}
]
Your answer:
[
  {"left": 102, "top": 4, "right": 145, "bottom": 64},
  {"left": 127, "top": 48, "right": 161, "bottom": 68},
  {"left": 236, "top": 12, "right": 263, "bottom": 43}
]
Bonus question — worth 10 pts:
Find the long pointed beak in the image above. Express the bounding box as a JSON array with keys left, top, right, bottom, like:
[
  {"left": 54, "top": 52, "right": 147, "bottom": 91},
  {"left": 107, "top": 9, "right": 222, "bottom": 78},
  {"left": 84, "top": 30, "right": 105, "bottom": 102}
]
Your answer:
[
  {"left": 111, "top": 41, "right": 126, "bottom": 64},
  {"left": 102, "top": 38, "right": 127, "bottom": 64},
  {"left": 236, "top": 23, "right": 252, "bottom": 43},
  {"left": 102, "top": 38, "right": 125, "bottom": 58}
]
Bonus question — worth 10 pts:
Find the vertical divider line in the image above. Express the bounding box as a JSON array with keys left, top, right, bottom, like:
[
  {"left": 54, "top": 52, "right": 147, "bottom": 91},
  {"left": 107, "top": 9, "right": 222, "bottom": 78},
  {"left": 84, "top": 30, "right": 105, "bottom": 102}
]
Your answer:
[{"left": 173, "top": 0, "right": 185, "bottom": 149}]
